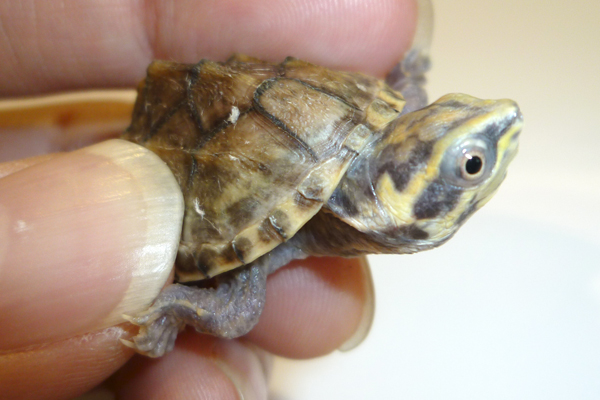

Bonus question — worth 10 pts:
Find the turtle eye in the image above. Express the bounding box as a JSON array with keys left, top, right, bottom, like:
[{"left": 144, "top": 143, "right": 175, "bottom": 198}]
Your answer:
[
  {"left": 442, "top": 137, "right": 495, "bottom": 187},
  {"left": 460, "top": 149, "right": 485, "bottom": 180}
]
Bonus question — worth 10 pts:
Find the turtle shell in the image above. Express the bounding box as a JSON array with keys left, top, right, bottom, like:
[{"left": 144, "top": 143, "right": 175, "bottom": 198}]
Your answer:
[{"left": 122, "top": 54, "right": 407, "bottom": 282}]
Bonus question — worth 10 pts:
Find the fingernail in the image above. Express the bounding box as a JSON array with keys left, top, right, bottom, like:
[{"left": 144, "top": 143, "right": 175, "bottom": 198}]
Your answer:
[
  {"left": 0, "top": 139, "right": 183, "bottom": 350},
  {"left": 87, "top": 140, "right": 184, "bottom": 328},
  {"left": 246, "top": 342, "right": 274, "bottom": 383},
  {"left": 212, "top": 342, "right": 273, "bottom": 400},
  {"left": 338, "top": 256, "right": 375, "bottom": 351}
]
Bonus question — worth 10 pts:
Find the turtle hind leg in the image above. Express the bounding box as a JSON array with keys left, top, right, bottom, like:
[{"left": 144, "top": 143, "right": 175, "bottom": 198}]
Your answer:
[{"left": 123, "top": 262, "right": 268, "bottom": 358}]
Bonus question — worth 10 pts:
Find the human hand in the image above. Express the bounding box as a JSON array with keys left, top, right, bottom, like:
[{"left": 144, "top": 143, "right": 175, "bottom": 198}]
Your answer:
[{"left": 0, "top": 0, "right": 418, "bottom": 398}]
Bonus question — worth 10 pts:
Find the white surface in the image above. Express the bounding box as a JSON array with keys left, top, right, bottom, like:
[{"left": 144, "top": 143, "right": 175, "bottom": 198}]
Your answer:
[{"left": 270, "top": 0, "right": 600, "bottom": 398}]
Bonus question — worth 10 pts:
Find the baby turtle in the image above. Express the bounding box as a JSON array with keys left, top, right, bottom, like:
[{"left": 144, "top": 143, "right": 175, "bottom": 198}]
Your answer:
[{"left": 121, "top": 53, "right": 522, "bottom": 357}]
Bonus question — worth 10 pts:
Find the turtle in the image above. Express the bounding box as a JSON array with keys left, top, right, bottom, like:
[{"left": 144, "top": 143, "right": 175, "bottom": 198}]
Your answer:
[{"left": 120, "top": 52, "right": 522, "bottom": 358}]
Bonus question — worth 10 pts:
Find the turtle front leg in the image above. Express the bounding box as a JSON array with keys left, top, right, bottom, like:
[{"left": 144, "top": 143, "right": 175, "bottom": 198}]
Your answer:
[
  {"left": 123, "top": 261, "right": 268, "bottom": 358},
  {"left": 385, "top": 0, "right": 432, "bottom": 113}
]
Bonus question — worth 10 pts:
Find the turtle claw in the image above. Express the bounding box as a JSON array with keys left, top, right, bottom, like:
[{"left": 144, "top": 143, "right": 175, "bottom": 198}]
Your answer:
[
  {"left": 121, "top": 313, "right": 139, "bottom": 325},
  {"left": 120, "top": 338, "right": 136, "bottom": 349},
  {"left": 122, "top": 308, "right": 161, "bottom": 326},
  {"left": 125, "top": 312, "right": 185, "bottom": 358}
]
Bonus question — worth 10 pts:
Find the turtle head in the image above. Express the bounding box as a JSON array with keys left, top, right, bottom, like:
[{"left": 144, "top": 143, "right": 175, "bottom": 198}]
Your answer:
[{"left": 327, "top": 93, "right": 522, "bottom": 252}]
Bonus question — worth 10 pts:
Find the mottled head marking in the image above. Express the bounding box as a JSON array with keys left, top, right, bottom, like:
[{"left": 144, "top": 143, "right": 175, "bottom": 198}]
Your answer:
[{"left": 329, "top": 93, "right": 522, "bottom": 252}]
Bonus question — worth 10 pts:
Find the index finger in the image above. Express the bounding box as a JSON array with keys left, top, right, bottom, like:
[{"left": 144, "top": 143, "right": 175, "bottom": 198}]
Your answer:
[{"left": 0, "top": 0, "right": 417, "bottom": 96}]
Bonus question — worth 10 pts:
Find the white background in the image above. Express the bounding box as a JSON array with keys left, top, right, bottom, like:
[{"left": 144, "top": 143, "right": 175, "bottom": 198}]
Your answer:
[{"left": 270, "top": 0, "right": 600, "bottom": 398}]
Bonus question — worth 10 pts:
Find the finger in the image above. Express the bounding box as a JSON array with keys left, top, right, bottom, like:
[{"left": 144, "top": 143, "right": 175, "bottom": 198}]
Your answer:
[
  {"left": 246, "top": 256, "right": 374, "bottom": 359},
  {"left": 111, "top": 334, "right": 272, "bottom": 400},
  {"left": 0, "top": 325, "right": 135, "bottom": 400},
  {"left": 0, "top": 0, "right": 417, "bottom": 96},
  {"left": 111, "top": 258, "right": 371, "bottom": 400},
  {"left": 0, "top": 139, "right": 182, "bottom": 352}
]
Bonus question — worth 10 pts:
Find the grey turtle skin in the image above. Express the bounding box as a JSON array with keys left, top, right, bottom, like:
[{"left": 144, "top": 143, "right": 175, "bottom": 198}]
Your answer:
[{"left": 121, "top": 52, "right": 522, "bottom": 358}]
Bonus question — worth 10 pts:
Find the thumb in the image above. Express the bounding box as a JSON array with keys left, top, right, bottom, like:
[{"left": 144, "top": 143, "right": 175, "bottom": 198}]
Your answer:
[{"left": 0, "top": 139, "right": 183, "bottom": 351}]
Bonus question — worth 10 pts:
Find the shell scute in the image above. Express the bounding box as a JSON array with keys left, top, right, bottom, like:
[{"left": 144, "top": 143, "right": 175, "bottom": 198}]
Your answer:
[
  {"left": 281, "top": 58, "right": 385, "bottom": 112},
  {"left": 126, "top": 60, "right": 191, "bottom": 144},
  {"left": 254, "top": 77, "right": 359, "bottom": 158},
  {"left": 123, "top": 56, "right": 408, "bottom": 281}
]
